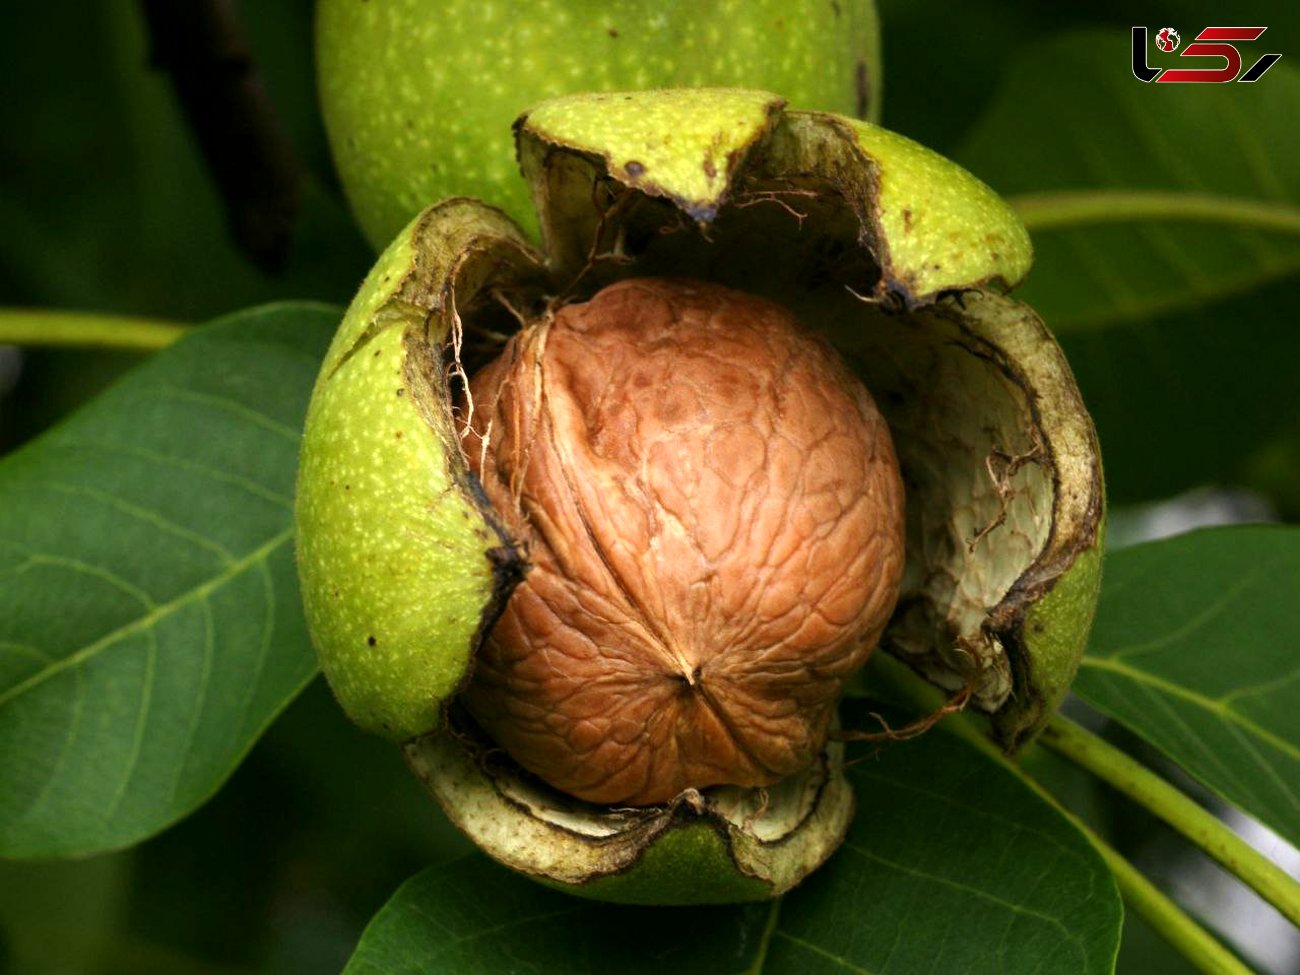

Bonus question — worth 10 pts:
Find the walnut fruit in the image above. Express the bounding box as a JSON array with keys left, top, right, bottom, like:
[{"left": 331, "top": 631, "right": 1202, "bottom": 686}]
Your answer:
[
  {"left": 317, "top": 0, "right": 882, "bottom": 247},
  {"left": 295, "top": 89, "right": 1104, "bottom": 904},
  {"left": 460, "top": 278, "right": 905, "bottom": 805}
]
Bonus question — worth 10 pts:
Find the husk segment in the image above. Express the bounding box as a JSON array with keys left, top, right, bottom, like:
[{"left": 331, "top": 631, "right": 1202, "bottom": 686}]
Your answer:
[
  {"left": 297, "top": 88, "right": 1104, "bottom": 902},
  {"left": 295, "top": 199, "right": 545, "bottom": 741},
  {"left": 513, "top": 89, "right": 1101, "bottom": 748},
  {"left": 405, "top": 714, "right": 853, "bottom": 905}
]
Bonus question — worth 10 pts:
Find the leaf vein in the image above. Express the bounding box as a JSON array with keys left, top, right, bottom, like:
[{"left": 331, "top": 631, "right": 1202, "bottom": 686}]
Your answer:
[
  {"left": 105, "top": 626, "right": 157, "bottom": 820},
  {"left": 0, "top": 529, "right": 293, "bottom": 710},
  {"left": 1218, "top": 667, "right": 1300, "bottom": 707},
  {"left": 168, "top": 595, "right": 216, "bottom": 804},
  {"left": 22, "top": 480, "right": 236, "bottom": 564},
  {"left": 4, "top": 550, "right": 157, "bottom": 610},
  {"left": 147, "top": 385, "right": 301, "bottom": 442},
  {"left": 770, "top": 931, "right": 878, "bottom": 974},
  {"left": 0, "top": 641, "right": 53, "bottom": 663},
  {"left": 1220, "top": 715, "right": 1300, "bottom": 815},
  {"left": 850, "top": 770, "right": 1088, "bottom": 865},
  {"left": 1105, "top": 568, "right": 1261, "bottom": 662},
  {"left": 17, "top": 662, "right": 87, "bottom": 827},
  {"left": 1080, "top": 657, "right": 1300, "bottom": 761},
  {"left": 841, "top": 840, "right": 1084, "bottom": 949},
  {"left": 52, "top": 438, "right": 293, "bottom": 509},
  {"left": 744, "top": 897, "right": 782, "bottom": 975}
]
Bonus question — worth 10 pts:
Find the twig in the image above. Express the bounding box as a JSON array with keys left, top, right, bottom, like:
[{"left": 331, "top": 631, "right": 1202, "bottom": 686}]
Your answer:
[
  {"left": 0, "top": 309, "right": 185, "bottom": 352},
  {"left": 1041, "top": 714, "right": 1300, "bottom": 928},
  {"left": 139, "top": 0, "right": 302, "bottom": 271}
]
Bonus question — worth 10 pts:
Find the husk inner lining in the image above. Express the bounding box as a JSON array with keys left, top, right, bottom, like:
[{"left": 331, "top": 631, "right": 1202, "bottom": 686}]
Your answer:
[{"left": 453, "top": 174, "right": 1055, "bottom": 712}]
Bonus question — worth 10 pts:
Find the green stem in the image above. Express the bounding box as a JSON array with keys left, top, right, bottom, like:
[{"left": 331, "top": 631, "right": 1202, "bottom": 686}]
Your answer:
[
  {"left": 995, "top": 739, "right": 1252, "bottom": 975},
  {"left": 1041, "top": 715, "right": 1300, "bottom": 928},
  {"left": 863, "top": 655, "right": 1254, "bottom": 975},
  {"left": 0, "top": 310, "right": 185, "bottom": 352},
  {"left": 1091, "top": 825, "right": 1254, "bottom": 975},
  {"left": 1010, "top": 190, "right": 1300, "bottom": 236}
]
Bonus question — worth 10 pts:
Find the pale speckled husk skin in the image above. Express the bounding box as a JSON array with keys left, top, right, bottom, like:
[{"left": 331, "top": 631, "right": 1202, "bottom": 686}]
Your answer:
[
  {"left": 295, "top": 89, "right": 1104, "bottom": 903},
  {"left": 316, "top": 0, "right": 882, "bottom": 247},
  {"left": 295, "top": 200, "right": 544, "bottom": 741}
]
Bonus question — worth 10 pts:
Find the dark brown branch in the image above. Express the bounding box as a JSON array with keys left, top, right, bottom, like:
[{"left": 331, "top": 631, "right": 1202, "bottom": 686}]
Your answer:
[{"left": 140, "top": 0, "right": 302, "bottom": 272}]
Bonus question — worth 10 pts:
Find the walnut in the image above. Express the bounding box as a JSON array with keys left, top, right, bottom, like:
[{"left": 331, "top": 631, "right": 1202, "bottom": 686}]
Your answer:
[
  {"left": 297, "top": 90, "right": 1104, "bottom": 900},
  {"left": 460, "top": 278, "right": 906, "bottom": 805}
]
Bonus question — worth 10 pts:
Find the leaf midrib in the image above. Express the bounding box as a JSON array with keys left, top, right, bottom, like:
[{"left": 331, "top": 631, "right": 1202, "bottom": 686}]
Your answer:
[
  {"left": 1078, "top": 656, "right": 1300, "bottom": 762},
  {"left": 1011, "top": 190, "right": 1300, "bottom": 236},
  {"left": 0, "top": 526, "right": 294, "bottom": 709}
]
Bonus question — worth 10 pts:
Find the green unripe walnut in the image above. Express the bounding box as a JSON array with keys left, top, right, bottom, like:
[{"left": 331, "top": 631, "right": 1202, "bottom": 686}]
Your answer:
[
  {"left": 295, "top": 89, "right": 1104, "bottom": 904},
  {"left": 316, "top": 0, "right": 882, "bottom": 247}
]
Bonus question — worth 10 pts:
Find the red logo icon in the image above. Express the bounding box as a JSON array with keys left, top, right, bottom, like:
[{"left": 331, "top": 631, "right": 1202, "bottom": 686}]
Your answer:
[{"left": 1132, "top": 26, "right": 1281, "bottom": 83}]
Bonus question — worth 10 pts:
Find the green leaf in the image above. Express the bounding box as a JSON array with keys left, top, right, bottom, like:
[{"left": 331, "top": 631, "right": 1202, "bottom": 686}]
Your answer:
[
  {"left": 0, "top": 302, "right": 338, "bottom": 857},
  {"left": 1074, "top": 525, "right": 1300, "bottom": 849},
  {"left": 345, "top": 709, "right": 1121, "bottom": 974},
  {"left": 1053, "top": 275, "right": 1300, "bottom": 501},
  {"left": 958, "top": 31, "right": 1300, "bottom": 330},
  {"left": 954, "top": 32, "right": 1300, "bottom": 502}
]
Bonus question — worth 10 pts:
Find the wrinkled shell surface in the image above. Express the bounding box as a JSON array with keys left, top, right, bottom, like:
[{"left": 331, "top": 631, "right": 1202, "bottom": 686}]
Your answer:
[{"left": 460, "top": 278, "right": 905, "bottom": 805}]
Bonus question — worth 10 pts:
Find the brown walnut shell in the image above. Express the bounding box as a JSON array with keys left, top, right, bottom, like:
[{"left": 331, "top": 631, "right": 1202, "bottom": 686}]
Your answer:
[{"left": 460, "top": 278, "right": 906, "bottom": 805}]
